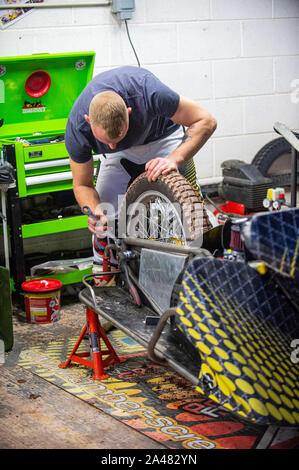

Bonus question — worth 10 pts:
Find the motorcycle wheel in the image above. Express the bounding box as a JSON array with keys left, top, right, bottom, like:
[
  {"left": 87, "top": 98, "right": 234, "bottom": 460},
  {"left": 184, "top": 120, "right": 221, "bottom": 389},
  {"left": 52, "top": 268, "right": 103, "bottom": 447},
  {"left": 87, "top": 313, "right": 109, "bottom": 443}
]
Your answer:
[{"left": 118, "top": 171, "right": 211, "bottom": 245}]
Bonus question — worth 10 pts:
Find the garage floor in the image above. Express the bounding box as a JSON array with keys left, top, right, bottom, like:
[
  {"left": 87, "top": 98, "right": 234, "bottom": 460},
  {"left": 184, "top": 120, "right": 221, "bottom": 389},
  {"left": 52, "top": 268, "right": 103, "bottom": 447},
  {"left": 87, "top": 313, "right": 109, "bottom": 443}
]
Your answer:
[
  {"left": 1, "top": 290, "right": 299, "bottom": 451},
  {"left": 0, "top": 294, "right": 165, "bottom": 450}
]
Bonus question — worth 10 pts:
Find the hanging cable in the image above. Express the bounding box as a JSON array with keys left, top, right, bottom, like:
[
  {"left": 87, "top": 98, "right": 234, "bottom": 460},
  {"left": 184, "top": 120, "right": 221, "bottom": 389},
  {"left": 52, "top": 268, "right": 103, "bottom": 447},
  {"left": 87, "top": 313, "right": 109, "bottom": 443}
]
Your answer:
[{"left": 125, "top": 19, "right": 141, "bottom": 67}]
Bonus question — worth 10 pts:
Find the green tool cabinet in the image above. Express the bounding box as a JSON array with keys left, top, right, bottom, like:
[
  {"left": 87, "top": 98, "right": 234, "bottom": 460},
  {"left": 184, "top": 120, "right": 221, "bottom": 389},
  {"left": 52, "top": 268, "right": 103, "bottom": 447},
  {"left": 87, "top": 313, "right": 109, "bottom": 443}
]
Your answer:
[{"left": 0, "top": 52, "right": 96, "bottom": 293}]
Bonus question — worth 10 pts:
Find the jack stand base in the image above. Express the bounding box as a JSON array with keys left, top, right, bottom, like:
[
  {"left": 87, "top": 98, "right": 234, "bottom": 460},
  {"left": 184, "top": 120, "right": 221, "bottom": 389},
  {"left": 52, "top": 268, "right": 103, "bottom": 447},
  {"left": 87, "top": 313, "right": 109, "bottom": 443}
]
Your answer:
[{"left": 59, "top": 306, "right": 125, "bottom": 380}]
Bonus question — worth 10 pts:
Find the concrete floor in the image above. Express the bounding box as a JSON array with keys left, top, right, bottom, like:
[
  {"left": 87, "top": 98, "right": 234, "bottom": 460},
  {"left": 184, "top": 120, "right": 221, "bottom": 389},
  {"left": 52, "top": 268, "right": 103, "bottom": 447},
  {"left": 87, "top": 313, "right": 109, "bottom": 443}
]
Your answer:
[{"left": 0, "top": 293, "right": 166, "bottom": 450}]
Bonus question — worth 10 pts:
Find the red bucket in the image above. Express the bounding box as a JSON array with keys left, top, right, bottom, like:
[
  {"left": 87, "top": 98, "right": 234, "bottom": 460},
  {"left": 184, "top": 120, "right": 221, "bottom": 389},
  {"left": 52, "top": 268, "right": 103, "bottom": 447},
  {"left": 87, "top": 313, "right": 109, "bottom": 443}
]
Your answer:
[{"left": 22, "top": 279, "right": 62, "bottom": 324}]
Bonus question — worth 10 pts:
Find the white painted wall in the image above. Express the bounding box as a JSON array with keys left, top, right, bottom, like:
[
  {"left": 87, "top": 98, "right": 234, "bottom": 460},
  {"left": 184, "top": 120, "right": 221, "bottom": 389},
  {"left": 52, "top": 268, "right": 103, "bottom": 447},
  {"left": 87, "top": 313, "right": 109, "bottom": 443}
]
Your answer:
[{"left": 1, "top": 0, "right": 299, "bottom": 183}]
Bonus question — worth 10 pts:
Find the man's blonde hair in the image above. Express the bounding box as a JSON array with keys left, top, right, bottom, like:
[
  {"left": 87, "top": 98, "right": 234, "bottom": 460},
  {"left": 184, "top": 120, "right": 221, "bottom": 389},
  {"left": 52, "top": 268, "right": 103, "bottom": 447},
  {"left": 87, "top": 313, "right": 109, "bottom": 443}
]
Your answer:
[{"left": 89, "top": 91, "right": 128, "bottom": 140}]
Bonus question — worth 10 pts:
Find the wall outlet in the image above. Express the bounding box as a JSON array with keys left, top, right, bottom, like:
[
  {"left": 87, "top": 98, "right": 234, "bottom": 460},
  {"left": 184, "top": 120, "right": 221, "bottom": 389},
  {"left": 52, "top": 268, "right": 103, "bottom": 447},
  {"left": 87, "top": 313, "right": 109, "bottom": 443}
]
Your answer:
[{"left": 111, "top": 0, "right": 135, "bottom": 21}]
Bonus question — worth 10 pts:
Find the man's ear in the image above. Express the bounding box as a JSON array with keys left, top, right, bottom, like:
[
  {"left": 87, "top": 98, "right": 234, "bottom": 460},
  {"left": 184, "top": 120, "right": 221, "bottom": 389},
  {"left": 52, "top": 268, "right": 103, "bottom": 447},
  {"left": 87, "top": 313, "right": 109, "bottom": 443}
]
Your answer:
[
  {"left": 127, "top": 107, "right": 132, "bottom": 116},
  {"left": 84, "top": 114, "right": 90, "bottom": 124}
]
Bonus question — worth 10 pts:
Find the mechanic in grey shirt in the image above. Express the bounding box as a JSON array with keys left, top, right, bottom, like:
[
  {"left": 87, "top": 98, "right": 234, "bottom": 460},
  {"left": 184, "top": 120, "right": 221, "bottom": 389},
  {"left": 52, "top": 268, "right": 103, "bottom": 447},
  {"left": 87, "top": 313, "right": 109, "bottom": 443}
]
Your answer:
[{"left": 65, "top": 66, "right": 217, "bottom": 239}]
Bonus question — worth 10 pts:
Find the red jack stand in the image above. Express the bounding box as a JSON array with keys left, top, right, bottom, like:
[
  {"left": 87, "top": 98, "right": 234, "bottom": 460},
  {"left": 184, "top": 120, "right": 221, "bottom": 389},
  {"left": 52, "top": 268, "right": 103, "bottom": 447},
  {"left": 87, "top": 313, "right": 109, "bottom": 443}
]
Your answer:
[{"left": 59, "top": 306, "right": 125, "bottom": 380}]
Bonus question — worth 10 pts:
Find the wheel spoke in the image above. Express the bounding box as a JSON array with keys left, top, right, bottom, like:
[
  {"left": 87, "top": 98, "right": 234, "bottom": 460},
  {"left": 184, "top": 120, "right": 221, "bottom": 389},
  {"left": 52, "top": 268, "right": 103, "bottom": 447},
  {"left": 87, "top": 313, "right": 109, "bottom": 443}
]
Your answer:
[{"left": 127, "top": 193, "right": 185, "bottom": 243}]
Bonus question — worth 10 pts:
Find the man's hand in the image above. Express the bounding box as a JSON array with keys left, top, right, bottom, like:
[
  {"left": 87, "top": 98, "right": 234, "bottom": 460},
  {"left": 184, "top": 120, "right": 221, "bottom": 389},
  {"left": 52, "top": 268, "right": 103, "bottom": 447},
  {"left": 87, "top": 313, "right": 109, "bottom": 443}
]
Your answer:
[
  {"left": 145, "top": 157, "right": 178, "bottom": 182},
  {"left": 70, "top": 158, "right": 109, "bottom": 237},
  {"left": 87, "top": 206, "right": 109, "bottom": 238},
  {"left": 87, "top": 213, "right": 108, "bottom": 237}
]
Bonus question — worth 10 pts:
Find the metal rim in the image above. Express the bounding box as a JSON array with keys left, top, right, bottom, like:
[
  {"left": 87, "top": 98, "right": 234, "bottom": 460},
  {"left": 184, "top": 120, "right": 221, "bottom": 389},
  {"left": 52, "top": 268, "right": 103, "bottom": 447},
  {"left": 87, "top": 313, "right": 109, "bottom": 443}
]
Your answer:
[{"left": 126, "top": 189, "right": 187, "bottom": 244}]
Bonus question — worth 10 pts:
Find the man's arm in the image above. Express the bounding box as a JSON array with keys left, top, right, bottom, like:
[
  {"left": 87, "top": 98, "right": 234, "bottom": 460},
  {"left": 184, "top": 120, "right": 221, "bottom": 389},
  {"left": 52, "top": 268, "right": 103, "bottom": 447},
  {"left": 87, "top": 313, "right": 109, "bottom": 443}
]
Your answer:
[
  {"left": 145, "top": 96, "right": 217, "bottom": 182},
  {"left": 70, "top": 158, "right": 107, "bottom": 234}
]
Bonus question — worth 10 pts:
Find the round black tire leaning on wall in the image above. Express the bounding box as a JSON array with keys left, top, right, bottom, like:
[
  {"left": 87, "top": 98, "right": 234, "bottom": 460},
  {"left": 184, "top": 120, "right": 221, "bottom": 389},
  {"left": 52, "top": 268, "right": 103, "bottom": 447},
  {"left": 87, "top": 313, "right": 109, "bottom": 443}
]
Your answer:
[{"left": 251, "top": 133, "right": 299, "bottom": 187}]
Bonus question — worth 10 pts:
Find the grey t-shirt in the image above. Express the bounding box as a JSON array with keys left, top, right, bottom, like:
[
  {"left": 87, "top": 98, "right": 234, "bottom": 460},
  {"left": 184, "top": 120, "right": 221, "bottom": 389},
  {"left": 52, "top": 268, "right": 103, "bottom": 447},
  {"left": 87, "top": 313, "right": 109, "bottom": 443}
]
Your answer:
[{"left": 65, "top": 66, "right": 180, "bottom": 163}]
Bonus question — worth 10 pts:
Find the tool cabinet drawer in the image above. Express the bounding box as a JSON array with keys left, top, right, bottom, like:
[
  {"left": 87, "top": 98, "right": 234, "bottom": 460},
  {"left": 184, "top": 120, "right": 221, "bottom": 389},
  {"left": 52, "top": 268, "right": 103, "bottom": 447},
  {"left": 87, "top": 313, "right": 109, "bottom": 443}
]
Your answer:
[{"left": 23, "top": 142, "right": 69, "bottom": 163}]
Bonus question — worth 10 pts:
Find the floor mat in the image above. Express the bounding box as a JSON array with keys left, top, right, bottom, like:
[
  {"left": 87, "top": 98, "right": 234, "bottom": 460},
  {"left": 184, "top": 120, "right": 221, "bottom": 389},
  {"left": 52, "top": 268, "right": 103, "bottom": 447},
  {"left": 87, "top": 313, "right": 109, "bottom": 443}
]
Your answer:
[{"left": 17, "top": 329, "right": 299, "bottom": 450}]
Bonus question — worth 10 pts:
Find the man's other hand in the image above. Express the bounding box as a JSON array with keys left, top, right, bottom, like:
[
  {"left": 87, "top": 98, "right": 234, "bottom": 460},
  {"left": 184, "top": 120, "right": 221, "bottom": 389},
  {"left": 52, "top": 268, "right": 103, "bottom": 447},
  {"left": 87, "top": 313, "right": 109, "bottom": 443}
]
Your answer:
[{"left": 145, "top": 157, "right": 178, "bottom": 182}]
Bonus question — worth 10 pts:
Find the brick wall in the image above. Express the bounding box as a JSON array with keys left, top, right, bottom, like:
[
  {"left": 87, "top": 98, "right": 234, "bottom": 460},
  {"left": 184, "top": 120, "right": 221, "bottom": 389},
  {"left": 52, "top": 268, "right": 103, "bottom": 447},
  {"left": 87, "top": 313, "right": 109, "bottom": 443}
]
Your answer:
[{"left": 1, "top": 0, "right": 298, "bottom": 183}]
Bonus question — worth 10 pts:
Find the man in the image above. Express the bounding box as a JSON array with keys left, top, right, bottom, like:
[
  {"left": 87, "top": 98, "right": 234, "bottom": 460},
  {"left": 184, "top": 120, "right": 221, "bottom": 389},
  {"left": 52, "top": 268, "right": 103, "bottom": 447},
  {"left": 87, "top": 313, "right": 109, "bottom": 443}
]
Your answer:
[{"left": 65, "top": 65, "right": 216, "bottom": 266}]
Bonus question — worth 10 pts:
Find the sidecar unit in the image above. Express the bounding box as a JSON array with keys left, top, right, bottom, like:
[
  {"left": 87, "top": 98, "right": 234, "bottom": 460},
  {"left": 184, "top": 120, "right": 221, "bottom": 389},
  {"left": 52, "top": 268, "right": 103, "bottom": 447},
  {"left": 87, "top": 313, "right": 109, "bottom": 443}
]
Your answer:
[{"left": 79, "top": 207, "right": 299, "bottom": 428}]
